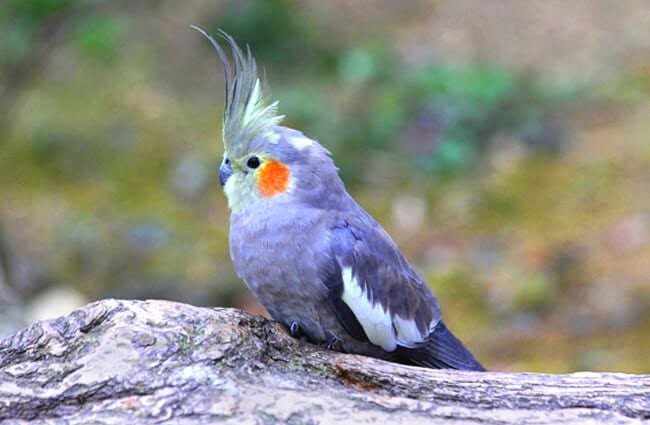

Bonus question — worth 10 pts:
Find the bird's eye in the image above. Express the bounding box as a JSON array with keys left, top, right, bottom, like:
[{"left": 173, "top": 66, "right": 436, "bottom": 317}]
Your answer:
[
  {"left": 224, "top": 157, "right": 230, "bottom": 165},
  {"left": 246, "top": 156, "right": 261, "bottom": 169}
]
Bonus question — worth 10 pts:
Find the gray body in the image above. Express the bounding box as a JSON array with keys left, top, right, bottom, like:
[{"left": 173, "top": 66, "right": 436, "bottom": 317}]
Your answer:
[
  {"left": 228, "top": 128, "right": 376, "bottom": 355},
  {"left": 230, "top": 199, "right": 381, "bottom": 354},
  {"left": 194, "top": 27, "right": 485, "bottom": 370},
  {"left": 228, "top": 127, "right": 438, "bottom": 361}
]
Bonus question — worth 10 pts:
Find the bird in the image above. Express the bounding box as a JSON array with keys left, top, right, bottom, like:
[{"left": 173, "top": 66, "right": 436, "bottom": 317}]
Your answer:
[{"left": 192, "top": 26, "right": 485, "bottom": 371}]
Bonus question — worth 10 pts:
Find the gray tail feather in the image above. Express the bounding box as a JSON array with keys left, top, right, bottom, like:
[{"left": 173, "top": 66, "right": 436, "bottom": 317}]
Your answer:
[{"left": 396, "top": 320, "right": 486, "bottom": 371}]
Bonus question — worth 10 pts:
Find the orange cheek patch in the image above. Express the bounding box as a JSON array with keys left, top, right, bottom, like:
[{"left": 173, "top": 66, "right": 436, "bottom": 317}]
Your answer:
[{"left": 257, "top": 160, "right": 290, "bottom": 197}]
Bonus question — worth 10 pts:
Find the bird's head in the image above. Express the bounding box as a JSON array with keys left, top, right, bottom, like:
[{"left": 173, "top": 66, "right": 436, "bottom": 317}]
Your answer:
[{"left": 193, "top": 27, "right": 345, "bottom": 214}]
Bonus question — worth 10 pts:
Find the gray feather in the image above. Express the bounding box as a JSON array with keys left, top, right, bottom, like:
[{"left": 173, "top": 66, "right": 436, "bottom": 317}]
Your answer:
[
  {"left": 191, "top": 25, "right": 284, "bottom": 157},
  {"left": 329, "top": 217, "right": 441, "bottom": 347}
]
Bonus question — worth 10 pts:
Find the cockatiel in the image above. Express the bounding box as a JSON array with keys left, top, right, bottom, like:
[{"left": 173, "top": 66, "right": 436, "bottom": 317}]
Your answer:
[{"left": 193, "top": 26, "right": 485, "bottom": 371}]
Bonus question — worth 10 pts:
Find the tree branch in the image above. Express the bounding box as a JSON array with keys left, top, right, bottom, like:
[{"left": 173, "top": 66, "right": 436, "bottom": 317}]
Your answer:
[{"left": 0, "top": 299, "right": 648, "bottom": 424}]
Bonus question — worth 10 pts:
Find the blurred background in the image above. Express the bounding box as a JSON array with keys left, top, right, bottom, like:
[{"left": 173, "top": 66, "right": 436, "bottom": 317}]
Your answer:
[{"left": 1, "top": 0, "right": 649, "bottom": 373}]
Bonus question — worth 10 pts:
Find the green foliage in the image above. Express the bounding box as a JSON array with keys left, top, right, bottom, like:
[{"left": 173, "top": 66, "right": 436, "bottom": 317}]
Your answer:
[
  {"left": 9, "top": 0, "right": 80, "bottom": 22},
  {"left": 201, "top": 1, "right": 576, "bottom": 183},
  {"left": 211, "top": 0, "right": 338, "bottom": 74},
  {"left": 0, "top": 0, "right": 124, "bottom": 73},
  {"left": 283, "top": 49, "right": 573, "bottom": 183},
  {"left": 73, "top": 15, "right": 123, "bottom": 58},
  {"left": 339, "top": 47, "right": 384, "bottom": 85},
  {"left": 0, "top": 23, "right": 32, "bottom": 65},
  {"left": 1, "top": 0, "right": 79, "bottom": 65},
  {"left": 383, "top": 63, "right": 569, "bottom": 175}
]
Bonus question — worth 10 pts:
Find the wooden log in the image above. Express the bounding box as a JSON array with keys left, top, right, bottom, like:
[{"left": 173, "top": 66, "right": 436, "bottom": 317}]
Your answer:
[{"left": 0, "top": 299, "right": 648, "bottom": 424}]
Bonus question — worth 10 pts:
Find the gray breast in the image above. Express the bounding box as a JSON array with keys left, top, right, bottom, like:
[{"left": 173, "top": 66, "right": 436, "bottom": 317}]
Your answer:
[{"left": 229, "top": 203, "right": 335, "bottom": 341}]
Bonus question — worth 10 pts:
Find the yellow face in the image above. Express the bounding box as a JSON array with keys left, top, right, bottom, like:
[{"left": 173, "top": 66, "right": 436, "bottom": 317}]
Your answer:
[{"left": 221, "top": 152, "right": 292, "bottom": 213}]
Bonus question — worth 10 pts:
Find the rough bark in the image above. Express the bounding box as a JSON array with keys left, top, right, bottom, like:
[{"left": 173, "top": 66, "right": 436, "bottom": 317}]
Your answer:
[{"left": 0, "top": 299, "right": 648, "bottom": 424}]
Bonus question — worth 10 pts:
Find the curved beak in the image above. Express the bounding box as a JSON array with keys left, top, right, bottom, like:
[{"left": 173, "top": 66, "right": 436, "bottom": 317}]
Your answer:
[{"left": 219, "top": 162, "right": 232, "bottom": 187}]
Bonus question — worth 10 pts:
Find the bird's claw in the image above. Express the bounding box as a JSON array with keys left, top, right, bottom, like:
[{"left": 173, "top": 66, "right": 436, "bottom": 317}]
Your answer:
[
  {"left": 289, "top": 321, "right": 310, "bottom": 342},
  {"left": 326, "top": 336, "right": 343, "bottom": 352},
  {"left": 289, "top": 321, "right": 301, "bottom": 338},
  {"left": 289, "top": 323, "right": 342, "bottom": 349}
]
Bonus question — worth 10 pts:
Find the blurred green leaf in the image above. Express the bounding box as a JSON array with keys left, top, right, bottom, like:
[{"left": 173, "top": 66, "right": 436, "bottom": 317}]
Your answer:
[
  {"left": 0, "top": 24, "right": 33, "bottom": 65},
  {"left": 339, "top": 48, "right": 377, "bottom": 85},
  {"left": 434, "top": 138, "right": 475, "bottom": 176},
  {"left": 515, "top": 272, "right": 555, "bottom": 312},
  {"left": 368, "top": 87, "right": 407, "bottom": 143},
  {"left": 10, "top": 0, "right": 80, "bottom": 22},
  {"left": 73, "top": 15, "right": 123, "bottom": 58},
  {"left": 215, "top": 0, "right": 337, "bottom": 73}
]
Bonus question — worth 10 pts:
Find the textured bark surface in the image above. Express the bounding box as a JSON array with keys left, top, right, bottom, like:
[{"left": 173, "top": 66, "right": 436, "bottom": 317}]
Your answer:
[{"left": 0, "top": 299, "right": 648, "bottom": 424}]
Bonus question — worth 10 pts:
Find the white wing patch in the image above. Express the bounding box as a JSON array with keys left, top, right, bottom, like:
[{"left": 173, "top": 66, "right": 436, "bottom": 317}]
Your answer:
[
  {"left": 393, "top": 315, "right": 426, "bottom": 348},
  {"left": 341, "top": 267, "right": 397, "bottom": 351},
  {"left": 289, "top": 136, "right": 313, "bottom": 151}
]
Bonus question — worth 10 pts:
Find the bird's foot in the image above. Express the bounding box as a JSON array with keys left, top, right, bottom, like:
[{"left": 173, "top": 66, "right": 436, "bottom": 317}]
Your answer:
[
  {"left": 288, "top": 321, "right": 309, "bottom": 342},
  {"left": 325, "top": 336, "right": 344, "bottom": 352},
  {"left": 289, "top": 321, "right": 300, "bottom": 337}
]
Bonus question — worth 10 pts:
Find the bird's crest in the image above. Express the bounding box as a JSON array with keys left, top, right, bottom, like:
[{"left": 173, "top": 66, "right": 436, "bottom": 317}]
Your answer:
[{"left": 191, "top": 26, "right": 284, "bottom": 157}]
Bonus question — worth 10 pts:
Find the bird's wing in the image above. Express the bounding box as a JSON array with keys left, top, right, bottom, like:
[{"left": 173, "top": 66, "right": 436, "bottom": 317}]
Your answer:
[{"left": 325, "top": 218, "right": 441, "bottom": 352}]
